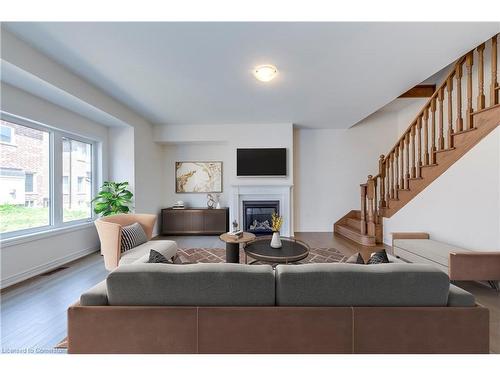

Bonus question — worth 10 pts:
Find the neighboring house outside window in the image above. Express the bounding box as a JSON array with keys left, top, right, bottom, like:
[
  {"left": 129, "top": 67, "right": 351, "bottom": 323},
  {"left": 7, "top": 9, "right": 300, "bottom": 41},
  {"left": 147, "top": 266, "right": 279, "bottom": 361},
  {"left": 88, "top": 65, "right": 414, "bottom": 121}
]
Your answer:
[
  {"left": 25, "top": 173, "right": 35, "bottom": 193},
  {"left": 0, "top": 124, "right": 15, "bottom": 145}
]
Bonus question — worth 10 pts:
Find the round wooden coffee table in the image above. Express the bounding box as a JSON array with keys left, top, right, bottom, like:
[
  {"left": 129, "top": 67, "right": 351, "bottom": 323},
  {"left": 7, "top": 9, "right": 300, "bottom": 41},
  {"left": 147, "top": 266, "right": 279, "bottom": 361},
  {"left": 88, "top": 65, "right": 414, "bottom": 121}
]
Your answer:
[
  {"left": 244, "top": 236, "right": 310, "bottom": 265},
  {"left": 219, "top": 232, "right": 256, "bottom": 263}
]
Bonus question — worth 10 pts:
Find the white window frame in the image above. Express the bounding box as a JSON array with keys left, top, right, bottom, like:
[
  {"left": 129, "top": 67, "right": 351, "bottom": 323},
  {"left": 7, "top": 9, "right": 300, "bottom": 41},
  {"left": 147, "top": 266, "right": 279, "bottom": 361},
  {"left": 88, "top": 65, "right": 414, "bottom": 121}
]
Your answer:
[
  {"left": 0, "top": 124, "right": 16, "bottom": 146},
  {"left": 0, "top": 112, "right": 99, "bottom": 240}
]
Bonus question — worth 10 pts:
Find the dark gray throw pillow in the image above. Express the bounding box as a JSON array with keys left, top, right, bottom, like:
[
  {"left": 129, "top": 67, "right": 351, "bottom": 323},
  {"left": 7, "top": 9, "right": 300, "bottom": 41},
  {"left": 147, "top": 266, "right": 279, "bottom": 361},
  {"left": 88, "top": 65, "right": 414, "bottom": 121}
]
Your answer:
[
  {"left": 120, "top": 222, "right": 147, "bottom": 253},
  {"left": 147, "top": 249, "right": 173, "bottom": 264},
  {"left": 345, "top": 253, "right": 365, "bottom": 264},
  {"left": 367, "top": 249, "right": 390, "bottom": 264}
]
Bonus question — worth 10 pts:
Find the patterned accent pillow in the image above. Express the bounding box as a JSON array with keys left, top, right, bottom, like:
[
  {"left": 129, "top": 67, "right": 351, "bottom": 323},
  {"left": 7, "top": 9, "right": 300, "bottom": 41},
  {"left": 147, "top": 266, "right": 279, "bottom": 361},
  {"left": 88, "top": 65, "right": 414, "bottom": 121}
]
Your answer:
[
  {"left": 147, "top": 249, "right": 173, "bottom": 264},
  {"left": 120, "top": 222, "right": 147, "bottom": 253},
  {"left": 367, "top": 249, "right": 390, "bottom": 264}
]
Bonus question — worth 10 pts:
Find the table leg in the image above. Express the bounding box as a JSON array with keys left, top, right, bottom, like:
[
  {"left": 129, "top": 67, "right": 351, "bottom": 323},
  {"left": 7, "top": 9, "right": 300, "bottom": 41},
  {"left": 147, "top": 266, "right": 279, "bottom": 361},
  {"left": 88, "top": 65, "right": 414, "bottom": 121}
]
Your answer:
[{"left": 225, "top": 242, "right": 240, "bottom": 263}]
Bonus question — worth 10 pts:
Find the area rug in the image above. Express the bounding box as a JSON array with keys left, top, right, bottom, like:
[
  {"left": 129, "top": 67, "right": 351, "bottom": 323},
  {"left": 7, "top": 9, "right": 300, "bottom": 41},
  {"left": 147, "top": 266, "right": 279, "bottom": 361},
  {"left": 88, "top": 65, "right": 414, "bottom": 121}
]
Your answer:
[{"left": 176, "top": 247, "right": 347, "bottom": 264}]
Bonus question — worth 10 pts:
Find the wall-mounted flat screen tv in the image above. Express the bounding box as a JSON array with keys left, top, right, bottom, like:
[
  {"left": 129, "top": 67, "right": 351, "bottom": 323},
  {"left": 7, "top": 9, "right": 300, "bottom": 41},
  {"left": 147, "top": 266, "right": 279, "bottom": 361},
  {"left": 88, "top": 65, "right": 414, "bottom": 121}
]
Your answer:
[{"left": 237, "top": 148, "right": 287, "bottom": 176}]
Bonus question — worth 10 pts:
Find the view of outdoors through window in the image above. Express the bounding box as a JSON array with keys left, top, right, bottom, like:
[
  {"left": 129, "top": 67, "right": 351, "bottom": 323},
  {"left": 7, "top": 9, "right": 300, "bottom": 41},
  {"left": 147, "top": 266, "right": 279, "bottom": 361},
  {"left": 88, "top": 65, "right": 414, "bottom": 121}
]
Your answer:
[
  {"left": 0, "top": 120, "right": 50, "bottom": 234},
  {"left": 62, "top": 137, "right": 92, "bottom": 222}
]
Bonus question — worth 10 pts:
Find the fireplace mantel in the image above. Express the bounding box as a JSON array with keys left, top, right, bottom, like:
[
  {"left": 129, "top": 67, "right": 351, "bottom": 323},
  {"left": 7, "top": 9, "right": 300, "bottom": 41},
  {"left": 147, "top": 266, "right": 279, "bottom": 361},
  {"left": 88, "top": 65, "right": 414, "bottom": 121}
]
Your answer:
[{"left": 229, "top": 184, "right": 293, "bottom": 237}]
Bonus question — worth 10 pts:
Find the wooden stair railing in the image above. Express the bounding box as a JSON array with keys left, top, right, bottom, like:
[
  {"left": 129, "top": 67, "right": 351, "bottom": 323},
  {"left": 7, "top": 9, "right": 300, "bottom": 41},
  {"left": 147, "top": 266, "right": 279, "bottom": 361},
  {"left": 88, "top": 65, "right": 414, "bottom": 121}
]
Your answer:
[{"left": 336, "top": 33, "right": 500, "bottom": 246}]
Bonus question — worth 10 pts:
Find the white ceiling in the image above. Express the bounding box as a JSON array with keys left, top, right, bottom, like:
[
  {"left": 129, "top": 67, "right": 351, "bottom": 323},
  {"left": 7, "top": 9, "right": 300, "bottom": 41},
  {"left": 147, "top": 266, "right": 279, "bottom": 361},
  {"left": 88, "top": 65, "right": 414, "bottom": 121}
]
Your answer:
[{"left": 3, "top": 22, "right": 499, "bottom": 128}]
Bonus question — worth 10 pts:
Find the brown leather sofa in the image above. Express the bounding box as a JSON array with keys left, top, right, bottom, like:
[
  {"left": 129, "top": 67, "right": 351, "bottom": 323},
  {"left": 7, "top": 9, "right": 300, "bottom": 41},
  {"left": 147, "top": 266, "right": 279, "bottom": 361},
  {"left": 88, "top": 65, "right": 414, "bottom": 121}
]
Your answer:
[{"left": 67, "top": 261, "right": 489, "bottom": 354}]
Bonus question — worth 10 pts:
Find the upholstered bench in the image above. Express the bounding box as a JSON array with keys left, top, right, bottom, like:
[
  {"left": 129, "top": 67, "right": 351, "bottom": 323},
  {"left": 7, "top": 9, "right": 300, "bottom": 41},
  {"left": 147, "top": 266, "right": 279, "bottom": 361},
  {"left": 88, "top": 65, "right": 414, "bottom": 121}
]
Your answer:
[{"left": 392, "top": 232, "right": 500, "bottom": 289}]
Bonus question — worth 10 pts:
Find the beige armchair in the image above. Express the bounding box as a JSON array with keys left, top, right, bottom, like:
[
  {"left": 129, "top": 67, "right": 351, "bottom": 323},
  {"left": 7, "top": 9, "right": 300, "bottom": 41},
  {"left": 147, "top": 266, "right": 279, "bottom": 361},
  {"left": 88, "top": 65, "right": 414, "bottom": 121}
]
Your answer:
[{"left": 95, "top": 213, "right": 174, "bottom": 270}]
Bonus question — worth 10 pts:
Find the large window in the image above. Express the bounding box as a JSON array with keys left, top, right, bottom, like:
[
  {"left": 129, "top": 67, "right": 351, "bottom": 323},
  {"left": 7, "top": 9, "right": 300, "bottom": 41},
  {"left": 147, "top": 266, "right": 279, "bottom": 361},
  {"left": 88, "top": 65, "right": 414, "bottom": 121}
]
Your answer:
[
  {"left": 62, "top": 137, "right": 93, "bottom": 222},
  {"left": 0, "top": 115, "right": 98, "bottom": 238}
]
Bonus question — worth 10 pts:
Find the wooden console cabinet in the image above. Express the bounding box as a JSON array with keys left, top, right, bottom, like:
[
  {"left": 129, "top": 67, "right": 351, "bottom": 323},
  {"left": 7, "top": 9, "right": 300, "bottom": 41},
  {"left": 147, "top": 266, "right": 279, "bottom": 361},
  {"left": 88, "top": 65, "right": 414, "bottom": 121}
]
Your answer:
[{"left": 161, "top": 207, "right": 229, "bottom": 235}]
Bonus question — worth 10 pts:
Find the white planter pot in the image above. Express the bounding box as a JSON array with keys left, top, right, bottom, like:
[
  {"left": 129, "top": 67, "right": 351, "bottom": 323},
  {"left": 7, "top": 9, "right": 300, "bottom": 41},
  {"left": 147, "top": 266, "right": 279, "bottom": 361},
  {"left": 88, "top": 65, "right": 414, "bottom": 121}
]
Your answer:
[{"left": 270, "top": 232, "right": 282, "bottom": 249}]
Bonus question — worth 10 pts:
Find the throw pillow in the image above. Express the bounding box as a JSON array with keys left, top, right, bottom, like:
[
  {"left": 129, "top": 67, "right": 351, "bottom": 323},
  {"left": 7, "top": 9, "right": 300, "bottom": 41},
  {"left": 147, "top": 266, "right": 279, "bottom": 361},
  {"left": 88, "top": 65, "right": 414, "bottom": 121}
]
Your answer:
[
  {"left": 367, "top": 249, "right": 390, "bottom": 264},
  {"left": 120, "top": 222, "right": 147, "bottom": 253},
  {"left": 147, "top": 249, "right": 173, "bottom": 264},
  {"left": 345, "top": 252, "right": 365, "bottom": 264}
]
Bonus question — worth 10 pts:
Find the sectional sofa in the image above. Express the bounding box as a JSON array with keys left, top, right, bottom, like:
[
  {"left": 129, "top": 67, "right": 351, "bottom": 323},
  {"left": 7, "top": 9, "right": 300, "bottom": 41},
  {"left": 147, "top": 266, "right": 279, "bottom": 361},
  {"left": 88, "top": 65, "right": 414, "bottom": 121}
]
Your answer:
[{"left": 67, "top": 255, "right": 489, "bottom": 354}]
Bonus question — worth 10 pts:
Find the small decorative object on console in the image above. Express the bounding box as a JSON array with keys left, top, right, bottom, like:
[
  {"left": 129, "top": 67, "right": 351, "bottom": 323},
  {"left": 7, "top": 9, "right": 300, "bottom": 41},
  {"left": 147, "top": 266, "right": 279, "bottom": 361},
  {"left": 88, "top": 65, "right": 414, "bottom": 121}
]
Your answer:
[
  {"left": 270, "top": 212, "right": 283, "bottom": 249},
  {"left": 172, "top": 200, "right": 185, "bottom": 209}
]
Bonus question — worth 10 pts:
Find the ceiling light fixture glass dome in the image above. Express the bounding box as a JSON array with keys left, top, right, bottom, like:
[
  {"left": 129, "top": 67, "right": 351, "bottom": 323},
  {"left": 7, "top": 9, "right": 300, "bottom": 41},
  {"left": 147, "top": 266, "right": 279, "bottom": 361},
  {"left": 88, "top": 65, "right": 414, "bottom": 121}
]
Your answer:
[{"left": 253, "top": 64, "right": 278, "bottom": 82}]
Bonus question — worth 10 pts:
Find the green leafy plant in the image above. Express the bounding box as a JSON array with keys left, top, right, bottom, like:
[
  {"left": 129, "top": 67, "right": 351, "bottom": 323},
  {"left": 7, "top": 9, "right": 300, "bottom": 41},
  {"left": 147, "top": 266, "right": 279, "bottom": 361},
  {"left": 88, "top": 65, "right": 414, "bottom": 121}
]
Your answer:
[{"left": 91, "top": 181, "right": 133, "bottom": 216}]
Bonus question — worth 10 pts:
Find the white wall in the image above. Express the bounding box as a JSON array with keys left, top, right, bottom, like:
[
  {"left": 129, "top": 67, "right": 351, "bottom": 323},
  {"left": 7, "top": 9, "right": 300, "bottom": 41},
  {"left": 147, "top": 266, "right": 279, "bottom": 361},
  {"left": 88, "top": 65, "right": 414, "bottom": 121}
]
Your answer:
[
  {"left": 294, "top": 110, "right": 401, "bottom": 232},
  {"left": 383, "top": 127, "right": 500, "bottom": 250},
  {"left": 156, "top": 123, "right": 293, "bottom": 208},
  {"left": 0, "top": 83, "right": 110, "bottom": 287}
]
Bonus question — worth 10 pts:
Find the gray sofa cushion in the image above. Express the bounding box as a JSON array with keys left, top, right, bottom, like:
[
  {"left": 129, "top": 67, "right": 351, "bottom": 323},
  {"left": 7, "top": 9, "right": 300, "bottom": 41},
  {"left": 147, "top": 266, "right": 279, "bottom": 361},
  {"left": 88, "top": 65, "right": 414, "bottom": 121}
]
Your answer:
[
  {"left": 447, "top": 284, "right": 475, "bottom": 307},
  {"left": 106, "top": 263, "right": 275, "bottom": 306},
  {"left": 80, "top": 280, "right": 109, "bottom": 306},
  {"left": 119, "top": 240, "right": 177, "bottom": 265},
  {"left": 276, "top": 263, "right": 450, "bottom": 306}
]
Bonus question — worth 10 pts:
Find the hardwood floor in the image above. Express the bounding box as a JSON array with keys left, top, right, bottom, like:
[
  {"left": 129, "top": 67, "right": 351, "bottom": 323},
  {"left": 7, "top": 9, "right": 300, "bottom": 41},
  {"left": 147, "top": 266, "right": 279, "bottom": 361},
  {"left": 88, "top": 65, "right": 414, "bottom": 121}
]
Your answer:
[{"left": 1, "top": 232, "right": 498, "bottom": 353}]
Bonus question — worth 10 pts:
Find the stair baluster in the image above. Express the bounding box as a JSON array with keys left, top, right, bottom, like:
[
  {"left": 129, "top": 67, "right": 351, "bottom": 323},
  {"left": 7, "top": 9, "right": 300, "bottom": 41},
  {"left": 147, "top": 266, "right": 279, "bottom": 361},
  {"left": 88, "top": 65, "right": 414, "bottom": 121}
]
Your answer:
[
  {"left": 378, "top": 155, "right": 386, "bottom": 208},
  {"left": 399, "top": 140, "right": 404, "bottom": 189},
  {"left": 477, "top": 43, "right": 486, "bottom": 110},
  {"left": 404, "top": 133, "right": 410, "bottom": 188},
  {"left": 455, "top": 63, "right": 464, "bottom": 132},
  {"left": 447, "top": 75, "right": 454, "bottom": 148},
  {"left": 394, "top": 147, "right": 399, "bottom": 198},
  {"left": 423, "top": 108, "right": 429, "bottom": 165},
  {"left": 410, "top": 124, "right": 416, "bottom": 178},
  {"left": 430, "top": 98, "right": 437, "bottom": 164},
  {"left": 465, "top": 52, "right": 474, "bottom": 130},
  {"left": 389, "top": 153, "right": 394, "bottom": 199},
  {"left": 491, "top": 35, "right": 498, "bottom": 106},
  {"left": 416, "top": 117, "right": 422, "bottom": 177},
  {"left": 438, "top": 88, "right": 445, "bottom": 150}
]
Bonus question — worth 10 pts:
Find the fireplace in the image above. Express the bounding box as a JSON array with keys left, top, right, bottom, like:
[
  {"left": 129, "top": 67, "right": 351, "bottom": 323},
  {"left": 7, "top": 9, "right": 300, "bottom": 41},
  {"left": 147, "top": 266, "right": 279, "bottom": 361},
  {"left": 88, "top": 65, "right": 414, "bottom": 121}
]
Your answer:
[{"left": 242, "top": 200, "right": 280, "bottom": 236}]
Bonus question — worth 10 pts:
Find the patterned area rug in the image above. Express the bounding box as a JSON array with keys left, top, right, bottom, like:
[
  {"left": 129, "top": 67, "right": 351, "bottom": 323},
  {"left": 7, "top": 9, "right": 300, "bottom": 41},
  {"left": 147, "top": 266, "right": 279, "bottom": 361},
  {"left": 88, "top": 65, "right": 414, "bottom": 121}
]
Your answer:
[{"left": 177, "top": 247, "right": 347, "bottom": 264}]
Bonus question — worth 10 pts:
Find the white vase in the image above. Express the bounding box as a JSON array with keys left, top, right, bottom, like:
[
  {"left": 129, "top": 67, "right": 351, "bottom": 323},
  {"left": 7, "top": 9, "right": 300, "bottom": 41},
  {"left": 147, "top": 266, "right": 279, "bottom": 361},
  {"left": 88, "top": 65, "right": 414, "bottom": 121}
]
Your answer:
[{"left": 271, "top": 231, "right": 282, "bottom": 249}]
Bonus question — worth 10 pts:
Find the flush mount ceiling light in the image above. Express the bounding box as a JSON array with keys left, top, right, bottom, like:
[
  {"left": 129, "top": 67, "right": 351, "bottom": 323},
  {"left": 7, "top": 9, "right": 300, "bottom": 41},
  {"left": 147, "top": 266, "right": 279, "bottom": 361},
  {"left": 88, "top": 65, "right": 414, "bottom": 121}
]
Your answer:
[{"left": 253, "top": 64, "right": 278, "bottom": 82}]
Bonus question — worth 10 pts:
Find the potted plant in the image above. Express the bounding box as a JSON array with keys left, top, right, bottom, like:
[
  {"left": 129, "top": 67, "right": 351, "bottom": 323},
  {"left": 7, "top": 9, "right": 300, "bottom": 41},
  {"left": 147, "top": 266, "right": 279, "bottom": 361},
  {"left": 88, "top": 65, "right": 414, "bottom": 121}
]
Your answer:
[
  {"left": 91, "top": 181, "right": 133, "bottom": 216},
  {"left": 270, "top": 212, "right": 284, "bottom": 248}
]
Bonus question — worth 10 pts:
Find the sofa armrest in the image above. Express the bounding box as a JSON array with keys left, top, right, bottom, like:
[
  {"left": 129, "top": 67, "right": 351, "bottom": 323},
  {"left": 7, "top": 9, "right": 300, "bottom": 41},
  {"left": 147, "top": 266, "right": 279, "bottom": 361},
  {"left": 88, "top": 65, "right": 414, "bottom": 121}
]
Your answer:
[
  {"left": 391, "top": 232, "right": 430, "bottom": 249},
  {"left": 80, "top": 280, "right": 109, "bottom": 306},
  {"left": 449, "top": 251, "right": 500, "bottom": 281}
]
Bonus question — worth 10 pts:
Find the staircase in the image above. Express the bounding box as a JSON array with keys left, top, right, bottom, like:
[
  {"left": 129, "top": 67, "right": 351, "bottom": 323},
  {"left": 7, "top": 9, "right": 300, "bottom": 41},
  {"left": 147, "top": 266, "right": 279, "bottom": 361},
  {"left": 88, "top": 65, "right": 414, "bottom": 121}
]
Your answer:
[{"left": 335, "top": 34, "right": 500, "bottom": 246}]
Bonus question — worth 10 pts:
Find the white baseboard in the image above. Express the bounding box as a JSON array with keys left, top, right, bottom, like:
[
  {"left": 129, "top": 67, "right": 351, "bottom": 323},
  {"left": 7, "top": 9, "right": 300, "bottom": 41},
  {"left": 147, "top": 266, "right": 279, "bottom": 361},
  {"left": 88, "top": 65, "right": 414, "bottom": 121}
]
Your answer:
[{"left": 0, "top": 246, "right": 99, "bottom": 289}]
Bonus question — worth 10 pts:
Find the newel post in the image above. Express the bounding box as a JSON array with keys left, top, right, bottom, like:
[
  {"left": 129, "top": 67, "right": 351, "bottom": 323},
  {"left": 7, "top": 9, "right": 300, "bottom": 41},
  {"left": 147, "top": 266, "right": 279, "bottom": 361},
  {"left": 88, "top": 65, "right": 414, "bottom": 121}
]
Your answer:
[
  {"left": 366, "top": 175, "right": 376, "bottom": 237},
  {"left": 360, "top": 184, "right": 367, "bottom": 235},
  {"left": 378, "top": 155, "right": 386, "bottom": 208}
]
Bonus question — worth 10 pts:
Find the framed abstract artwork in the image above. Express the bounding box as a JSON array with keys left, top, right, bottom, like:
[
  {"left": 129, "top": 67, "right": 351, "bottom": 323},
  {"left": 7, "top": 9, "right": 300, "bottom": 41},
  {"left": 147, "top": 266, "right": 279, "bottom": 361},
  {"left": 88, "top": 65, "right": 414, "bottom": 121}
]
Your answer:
[{"left": 175, "top": 161, "right": 223, "bottom": 193}]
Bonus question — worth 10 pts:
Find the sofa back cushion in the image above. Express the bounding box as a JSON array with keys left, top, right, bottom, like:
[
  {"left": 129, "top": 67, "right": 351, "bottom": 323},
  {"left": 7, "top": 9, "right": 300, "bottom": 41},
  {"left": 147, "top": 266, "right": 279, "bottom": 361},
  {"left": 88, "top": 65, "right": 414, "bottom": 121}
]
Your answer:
[
  {"left": 106, "top": 263, "right": 275, "bottom": 306},
  {"left": 275, "top": 263, "right": 450, "bottom": 306}
]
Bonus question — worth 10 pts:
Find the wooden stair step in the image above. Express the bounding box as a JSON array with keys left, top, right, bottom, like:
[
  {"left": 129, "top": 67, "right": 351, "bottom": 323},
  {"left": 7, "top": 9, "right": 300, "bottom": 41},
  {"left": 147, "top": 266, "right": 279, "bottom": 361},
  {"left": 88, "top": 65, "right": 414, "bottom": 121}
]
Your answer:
[
  {"left": 345, "top": 217, "right": 363, "bottom": 231},
  {"left": 421, "top": 163, "right": 438, "bottom": 168},
  {"left": 334, "top": 223, "right": 377, "bottom": 247},
  {"left": 452, "top": 127, "right": 477, "bottom": 136},
  {"left": 434, "top": 147, "right": 456, "bottom": 154}
]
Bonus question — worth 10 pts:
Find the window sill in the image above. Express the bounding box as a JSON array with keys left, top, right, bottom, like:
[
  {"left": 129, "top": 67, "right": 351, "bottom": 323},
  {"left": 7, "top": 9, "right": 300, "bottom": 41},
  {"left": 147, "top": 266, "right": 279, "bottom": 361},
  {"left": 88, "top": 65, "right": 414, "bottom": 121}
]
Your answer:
[{"left": 0, "top": 221, "right": 96, "bottom": 248}]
